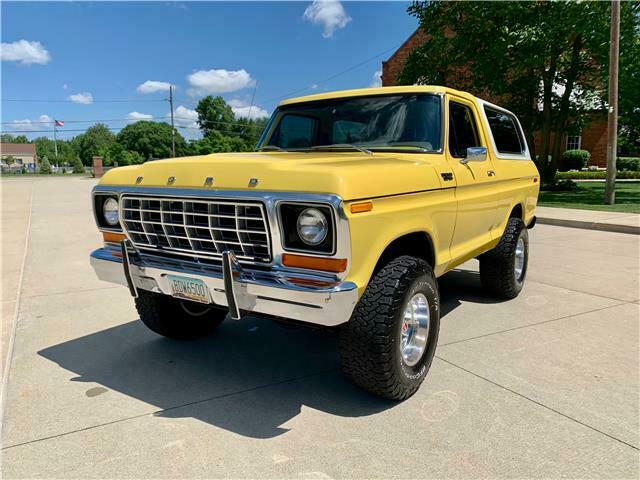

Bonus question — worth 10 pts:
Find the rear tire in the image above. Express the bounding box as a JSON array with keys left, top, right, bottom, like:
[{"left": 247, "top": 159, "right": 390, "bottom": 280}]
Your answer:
[
  {"left": 339, "top": 256, "right": 440, "bottom": 400},
  {"left": 135, "top": 290, "right": 226, "bottom": 340},
  {"left": 479, "top": 218, "right": 529, "bottom": 299}
]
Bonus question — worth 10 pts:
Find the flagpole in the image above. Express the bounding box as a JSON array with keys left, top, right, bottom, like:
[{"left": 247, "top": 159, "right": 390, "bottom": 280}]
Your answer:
[{"left": 53, "top": 121, "right": 58, "bottom": 168}]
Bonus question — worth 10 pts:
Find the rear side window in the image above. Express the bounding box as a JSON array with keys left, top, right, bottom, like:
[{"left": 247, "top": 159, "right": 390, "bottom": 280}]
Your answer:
[
  {"left": 484, "top": 107, "right": 525, "bottom": 154},
  {"left": 448, "top": 102, "right": 480, "bottom": 158}
]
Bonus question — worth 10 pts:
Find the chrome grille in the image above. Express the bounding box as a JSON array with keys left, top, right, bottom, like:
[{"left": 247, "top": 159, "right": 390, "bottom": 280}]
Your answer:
[{"left": 120, "top": 195, "right": 271, "bottom": 263}]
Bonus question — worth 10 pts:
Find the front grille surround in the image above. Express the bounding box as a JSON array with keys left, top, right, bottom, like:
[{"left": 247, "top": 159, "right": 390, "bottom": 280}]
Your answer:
[{"left": 120, "top": 195, "right": 271, "bottom": 264}]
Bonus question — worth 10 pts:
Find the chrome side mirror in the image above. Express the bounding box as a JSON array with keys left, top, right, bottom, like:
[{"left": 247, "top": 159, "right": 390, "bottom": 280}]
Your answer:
[{"left": 460, "top": 146, "right": 487, "bottom": 164}]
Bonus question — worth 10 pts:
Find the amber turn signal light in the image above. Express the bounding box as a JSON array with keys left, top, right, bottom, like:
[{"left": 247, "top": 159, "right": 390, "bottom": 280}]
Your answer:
[
  {"left": 350, "top": 201, "right": 373, "bottom": 214},
  {"left": 282, "top": 254, "right": 347, "bottom": 273},
  {"left": 103, "top": 231, "right": 126, "bottom": 243}
]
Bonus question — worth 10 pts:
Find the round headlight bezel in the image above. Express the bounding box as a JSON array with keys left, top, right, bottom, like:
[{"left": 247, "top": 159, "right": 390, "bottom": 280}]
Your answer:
[
  {"left": 102, "top": 197, "right": 120, "bottom": 227},
  {"left": 296, "top": 207, "right": 329, "bottom": 246}
]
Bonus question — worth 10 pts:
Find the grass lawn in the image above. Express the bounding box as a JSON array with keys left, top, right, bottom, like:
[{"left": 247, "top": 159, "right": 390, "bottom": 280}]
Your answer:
[{"left": 539, "top": 181, "right": 640, "bottom": 214}]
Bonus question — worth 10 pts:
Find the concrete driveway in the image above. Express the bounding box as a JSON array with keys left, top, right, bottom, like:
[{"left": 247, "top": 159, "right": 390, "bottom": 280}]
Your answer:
[{"left": 1, "top": 177, "right": 638, "bottom": 479}]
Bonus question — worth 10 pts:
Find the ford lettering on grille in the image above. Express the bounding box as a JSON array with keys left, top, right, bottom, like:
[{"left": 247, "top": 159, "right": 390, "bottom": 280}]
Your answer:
[{"left": 120, "top": 196, "right": 271, "bottom": 263}]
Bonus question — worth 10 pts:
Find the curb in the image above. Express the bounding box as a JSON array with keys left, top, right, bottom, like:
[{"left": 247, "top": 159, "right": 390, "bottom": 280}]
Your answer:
[{"left": 537, "top": 217, "right": 640, "bottom": 235}]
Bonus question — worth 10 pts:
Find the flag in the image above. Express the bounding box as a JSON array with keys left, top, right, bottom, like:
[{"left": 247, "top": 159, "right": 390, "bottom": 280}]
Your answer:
[{"left": 55, "top": 120, "right": 64, "bottom": 127}]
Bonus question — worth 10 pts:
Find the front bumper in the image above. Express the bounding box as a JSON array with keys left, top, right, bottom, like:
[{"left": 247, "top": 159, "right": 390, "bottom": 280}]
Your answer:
[{"left": 90, "top": 245, "right": 358, "bottom": 327}]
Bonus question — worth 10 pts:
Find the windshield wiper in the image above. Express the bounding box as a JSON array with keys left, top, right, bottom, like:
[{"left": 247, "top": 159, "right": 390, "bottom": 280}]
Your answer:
[
  {"left": 256, "top": 145, "right": 286, "bottom": 152},
  {"left": 369, "top": 144, "right": 431, "bottom": 152},
  {"left": 310, "top": 144, "right": 372, "bottom": 155}
]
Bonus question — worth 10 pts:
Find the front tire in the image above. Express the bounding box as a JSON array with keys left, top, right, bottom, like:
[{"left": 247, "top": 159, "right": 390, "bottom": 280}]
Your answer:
[
  {"left": 135, "top": 290, "right": 226, "bottom": 340},
  {"left": 479, "top": 217, "right": 529, "bottom": 299},
  {"left": 339, "top": 256, "right": 440, "bottom": 400}
]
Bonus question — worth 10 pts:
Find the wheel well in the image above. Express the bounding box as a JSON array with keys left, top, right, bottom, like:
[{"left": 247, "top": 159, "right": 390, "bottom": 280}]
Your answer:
[
  {"left": 373, "top": 232, "right": 435, "bottom": 275},
  {"left": 510, "top": 203, "right": 524, "bottom": 220}
]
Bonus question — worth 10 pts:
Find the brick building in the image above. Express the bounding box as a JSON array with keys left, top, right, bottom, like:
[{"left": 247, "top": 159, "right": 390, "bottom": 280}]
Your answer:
[{"left": 381, "top": 28, "right": 609, "bottom": 167}]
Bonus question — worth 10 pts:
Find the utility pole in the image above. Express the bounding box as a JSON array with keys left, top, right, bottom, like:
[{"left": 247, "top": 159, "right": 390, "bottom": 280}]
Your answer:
[
  {"left": 604, "top": 0, "right": 620, "bottom": 205},
  {"left": 53, "top": 122, "right": 58, "bottom": 168},
  {"left": 169, "top": 85, "right": 176, "bottom": 158}
]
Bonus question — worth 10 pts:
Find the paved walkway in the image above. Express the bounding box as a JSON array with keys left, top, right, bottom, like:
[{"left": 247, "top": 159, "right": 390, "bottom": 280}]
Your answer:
[
  {"left": 537, "top": 206, "right": 640, "bottom": 235},
  {"left": 1, "top": 178, "right": 638, "bottom": 478}
]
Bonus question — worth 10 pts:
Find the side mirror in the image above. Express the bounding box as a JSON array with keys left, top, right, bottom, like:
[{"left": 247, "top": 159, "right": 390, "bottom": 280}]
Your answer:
[{"left": 461, "top": 146, "right": 487, "bottom": 164}]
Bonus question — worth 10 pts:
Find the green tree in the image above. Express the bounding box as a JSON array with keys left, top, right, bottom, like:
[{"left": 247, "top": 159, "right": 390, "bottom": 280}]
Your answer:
[
  {"left": 39, "top": 156, "right": 52, "bottom": 174},
  {"left": 195, "top": 96, "right": 236, "bottom": 137},
  {"left": 71, "top": 156, "right": 85, "bottom": 174},
  {"left": 117, "top": 121, "right": 187, "bottom": 160},
  {"left": 400, "top": 1, "right": 639, "bottom": 183},
  {"left": 74, "top": 124, "right": 117, "bottom": 165}
]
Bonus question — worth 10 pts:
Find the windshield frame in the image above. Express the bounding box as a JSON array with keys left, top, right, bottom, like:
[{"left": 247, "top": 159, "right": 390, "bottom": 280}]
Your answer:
[{"left": 256, "top": 92, "right": 444, "bottom": 154}]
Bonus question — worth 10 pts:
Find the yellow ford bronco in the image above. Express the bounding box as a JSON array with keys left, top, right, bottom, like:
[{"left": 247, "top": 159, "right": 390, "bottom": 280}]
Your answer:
[{"left": 91, "top": 86, "right": 539, "bottom": 400}]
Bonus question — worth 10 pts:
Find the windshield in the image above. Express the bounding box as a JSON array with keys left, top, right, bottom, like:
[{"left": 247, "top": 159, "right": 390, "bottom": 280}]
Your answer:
[{"left": 258, "top": 94, "right": 442, "bottom": 153}]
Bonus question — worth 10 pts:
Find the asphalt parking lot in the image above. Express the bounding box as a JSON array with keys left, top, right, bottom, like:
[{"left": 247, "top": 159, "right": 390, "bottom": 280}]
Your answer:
[{"left": 1, "top": 177, "right": 638, "bottom": 479}]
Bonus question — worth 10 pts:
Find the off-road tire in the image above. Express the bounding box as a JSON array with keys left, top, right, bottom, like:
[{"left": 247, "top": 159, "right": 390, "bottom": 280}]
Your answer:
[
  {"left": 339, "top": 256, "right": 440, "bottom": 400},
  {"left": 135, "top": 290, "right": 226, "bottom": 340},
  {"left": 479, "top": 218, "right": 529, "bottom": 299}
]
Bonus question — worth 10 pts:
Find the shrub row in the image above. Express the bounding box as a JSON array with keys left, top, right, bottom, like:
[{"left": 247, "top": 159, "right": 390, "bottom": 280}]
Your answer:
[
  {"left": 617, "top": 157, "right": 640, "bottom": 171},
  {"left": 556, "top": 170, "right": 640, "bottom": 180}
]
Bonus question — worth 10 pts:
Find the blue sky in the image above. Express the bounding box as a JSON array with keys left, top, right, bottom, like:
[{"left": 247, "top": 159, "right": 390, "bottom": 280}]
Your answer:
[{"left": 1, "top": 1, "right": 417, "bottom": 140}]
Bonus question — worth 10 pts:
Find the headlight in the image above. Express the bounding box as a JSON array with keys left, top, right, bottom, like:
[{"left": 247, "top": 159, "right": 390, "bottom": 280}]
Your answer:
[
  {"left": 297, "top": 208, "right": 328, "bottom": 245},
  {"left": 102, "top": 197, "right": 119, "bottom": 226}
]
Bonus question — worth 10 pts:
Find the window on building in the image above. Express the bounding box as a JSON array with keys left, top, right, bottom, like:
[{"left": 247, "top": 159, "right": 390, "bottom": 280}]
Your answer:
[
  {"left": 448, "top": 102, "right": 480, "bottom": 158},
  {"left": 566, "top": 135, "right": 582, "bottom": 151},
  {"left": 484, "top": 107, "right": 525, "bottom": 155}
]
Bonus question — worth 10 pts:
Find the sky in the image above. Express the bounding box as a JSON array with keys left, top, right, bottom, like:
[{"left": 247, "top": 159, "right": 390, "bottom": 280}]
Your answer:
[{"left": 1, "top": 1, "right": 418, "bottom": 140}]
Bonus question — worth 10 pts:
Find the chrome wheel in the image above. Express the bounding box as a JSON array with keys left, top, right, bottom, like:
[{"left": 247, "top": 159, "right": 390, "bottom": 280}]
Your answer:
[
  {"left": 400, "top": 293, "right": 430, "bottom": 367},
  {"left": 514, "top": 237, "right": 526, "bottom": 280}
]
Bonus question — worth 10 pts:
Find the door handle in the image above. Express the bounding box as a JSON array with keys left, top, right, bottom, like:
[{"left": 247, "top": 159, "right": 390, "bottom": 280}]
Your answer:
[{"left": 487, "top": 170, "right": 496, "bottom": 177}]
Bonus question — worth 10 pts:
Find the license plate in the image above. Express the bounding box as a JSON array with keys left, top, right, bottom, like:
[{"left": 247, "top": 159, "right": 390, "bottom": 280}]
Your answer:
[{"left": 167, "top": 275, "right": 211, "bottom": 304}]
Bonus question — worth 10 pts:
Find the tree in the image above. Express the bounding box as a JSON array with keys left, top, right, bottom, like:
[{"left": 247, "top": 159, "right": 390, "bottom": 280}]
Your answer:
[
  {"left": 117, "top": 121, "right": 187, "bottom": 160},
  {"left": 74, "top": 124, "right": 117, "bottom": 165},
  {"left": 195, "top": 96, "right": 236, "bottom": 137},
  {"left": 1, "top": 134, "right": 29, "bottom": 144},
  {"left": 39, "top": 156, "right": 52, "bottom": 174},
  {"left": 71, "top": 156, "right": 85, "bottom": 174},
  {"left": 400, "top": 1, "right": 639, "bottom": 184}
]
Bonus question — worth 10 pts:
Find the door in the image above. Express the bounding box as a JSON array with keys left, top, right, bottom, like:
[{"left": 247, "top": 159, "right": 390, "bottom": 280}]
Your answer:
[{"left": 446, "top": 96, "right": 498, "bottom": 263}]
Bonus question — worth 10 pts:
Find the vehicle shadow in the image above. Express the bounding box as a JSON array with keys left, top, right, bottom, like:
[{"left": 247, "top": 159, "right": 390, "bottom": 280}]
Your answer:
[
  {"left": 439, "top": 265, "right": 508, "bottom": 317},
  {"left": 37, "top": 266, "right": 502, "bottom": 439}
]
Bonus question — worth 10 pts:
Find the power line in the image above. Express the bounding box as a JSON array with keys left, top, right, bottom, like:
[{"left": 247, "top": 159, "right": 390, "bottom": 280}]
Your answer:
[{"left": 2, "top": 98, "right": 166, "bottom": 103}]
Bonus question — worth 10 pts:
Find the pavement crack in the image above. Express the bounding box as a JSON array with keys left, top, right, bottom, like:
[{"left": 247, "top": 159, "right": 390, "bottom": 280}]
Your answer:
[
  {"left": 1, "top": 368, "right": 338, "bottom": 451},
  {"left": 439, "top": 302, "right": 629, "bottom": 348},
  {"left": 435, "top": 356, "right": 639, "bottom": 452}
]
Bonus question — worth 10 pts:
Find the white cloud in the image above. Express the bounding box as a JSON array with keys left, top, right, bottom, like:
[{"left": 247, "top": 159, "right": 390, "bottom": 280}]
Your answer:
[
  {"left": 7, "top": 115, "right": 53, "bottom": 132},
  {"left": 137, "top": 80, "right": 172, "bottom": 94},
  {"left": 228, "top": 99, "right": 270, "bottom": 120},
  {"left": 370, "top": 70, "right": 382, "bottom": 88},
  {"left": 303, "top": 0, "right": 351, "bottom": 38},
  {"left": 62, "top": 83, "right": 68, "bottom": 90},
  {"left": 1, "top": 40, "right": 51, "bottom": 65},
  {"left": 172, "top": 105, "right": 199, "bottom": 128},
  {"left": 127, "top": 111, "right": 153, "bottom": 122},
  {"left": 310, "top": 83, "right": 319, "bottom": 90},
  {"left": 68, "top": 92, "right": 93, "bottom": 104},
  {"left": 186, "top": 69, "right": 255, "bottom": 96}
]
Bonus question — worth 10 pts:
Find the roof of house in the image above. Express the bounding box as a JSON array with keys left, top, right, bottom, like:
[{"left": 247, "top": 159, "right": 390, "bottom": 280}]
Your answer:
[{"left": 0, "top": 143, "right": 36, "bottom": 155}]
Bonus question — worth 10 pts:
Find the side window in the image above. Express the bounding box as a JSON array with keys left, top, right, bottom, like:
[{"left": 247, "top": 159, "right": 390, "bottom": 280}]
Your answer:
[
  {"left": 272, "top": 114, "right": 316, "bottom": 149},
  {"left": 448, "top": 102, "right": 480, "bottom": 158},
  {"left": 484, "top": 107, "right": 524, "bottom": 154}
]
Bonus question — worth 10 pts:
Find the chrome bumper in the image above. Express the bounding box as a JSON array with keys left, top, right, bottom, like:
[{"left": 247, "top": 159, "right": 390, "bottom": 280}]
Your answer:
[{"left": 90, "top": 245, "right": 358, "bottom": 327}]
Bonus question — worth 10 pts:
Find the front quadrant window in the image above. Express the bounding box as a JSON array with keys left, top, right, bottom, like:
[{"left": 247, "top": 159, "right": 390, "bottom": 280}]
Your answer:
[
  {"left": 448, "top": 101, "right": 480, "bottom": 158},
  {"left": 566, "top": 135, "right": 582, "bottom": 151},
  {"left": 484, "top": 107, "right": 525, "bottom": 155},
  {"left": 260, "top": 94, "right": 442, "bottom": 153}
]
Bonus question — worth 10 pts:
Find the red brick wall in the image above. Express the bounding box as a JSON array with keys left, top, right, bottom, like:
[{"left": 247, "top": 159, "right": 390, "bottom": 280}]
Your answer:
[{"left": 382, "top": 29, "right": 430, "bottom": 87}]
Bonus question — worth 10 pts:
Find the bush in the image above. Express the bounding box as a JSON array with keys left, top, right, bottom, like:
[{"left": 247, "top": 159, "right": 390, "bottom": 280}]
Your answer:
[
  {"left": 542, "top": 179, "right": 579, "bottom": 192},
  {"left": 617, "top": 157, "right": 640, "bottom": 171},
  {"left": 561, "top": 149, "right": 590, "bottom": 171},
  {"left": 71, "top": 156, "right": 85, "bottom": 174},
  {"left": 39, "top": 157, "right": 52, "bottom": 174},
  {"left": 556, "top": 170, "right": 640, "bottom": 180}
]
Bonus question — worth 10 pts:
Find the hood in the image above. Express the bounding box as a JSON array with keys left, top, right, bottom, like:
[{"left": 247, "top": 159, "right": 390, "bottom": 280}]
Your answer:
[{"left": 99, "top": 151, "right": 444, "bottom": 201}]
